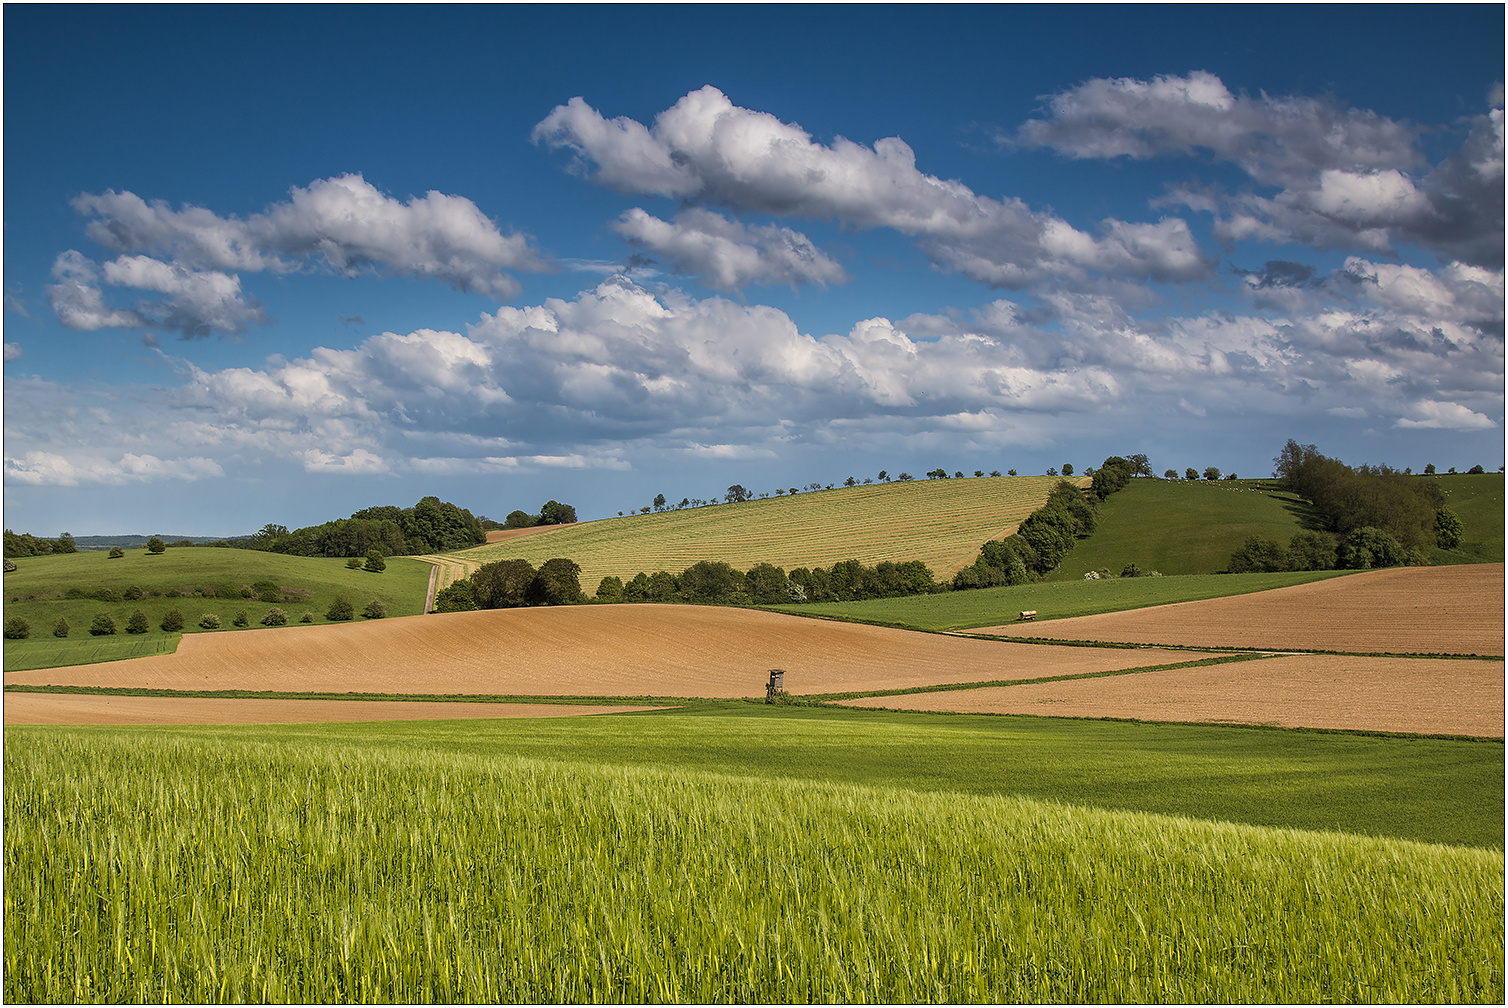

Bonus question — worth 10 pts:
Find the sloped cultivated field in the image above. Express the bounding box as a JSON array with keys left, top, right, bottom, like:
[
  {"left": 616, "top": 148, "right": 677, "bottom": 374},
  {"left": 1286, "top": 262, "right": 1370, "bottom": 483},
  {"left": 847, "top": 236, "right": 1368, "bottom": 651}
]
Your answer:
[
  {"left": 4, "top": 605, "right": 1206, "bottom": 700},
  {"left": 446, "top": 476, "right": 1063, "bottom": 589},
  {"left": 971, "top": 563, "right": 1505, "bottom": 655}
]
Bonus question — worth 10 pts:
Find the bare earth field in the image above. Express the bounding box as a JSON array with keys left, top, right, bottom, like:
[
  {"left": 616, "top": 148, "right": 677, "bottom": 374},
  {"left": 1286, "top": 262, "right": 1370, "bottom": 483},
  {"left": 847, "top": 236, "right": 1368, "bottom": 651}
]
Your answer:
[
  {"left": 3, "top": 694, "right": 665, "bottom": 726},
  {"left": 838, "top": 654, "right": 1506, "bottom": 738},
  {"left": 2, "top": 605, "right": 1205, "bottom": 699},
  {"left": 967, "top": 564, "right": 1505, "bottom": 655}
]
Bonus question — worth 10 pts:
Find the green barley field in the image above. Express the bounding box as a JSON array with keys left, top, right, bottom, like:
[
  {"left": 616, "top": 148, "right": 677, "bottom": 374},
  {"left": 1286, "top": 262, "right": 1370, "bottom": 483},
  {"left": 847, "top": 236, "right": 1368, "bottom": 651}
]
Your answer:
[
  {"left": 5, "top": 710, "right": 1502, "bottom": 1003},
  {"left": 452, "top": 475, "right": 1062, "bottom": 589}
]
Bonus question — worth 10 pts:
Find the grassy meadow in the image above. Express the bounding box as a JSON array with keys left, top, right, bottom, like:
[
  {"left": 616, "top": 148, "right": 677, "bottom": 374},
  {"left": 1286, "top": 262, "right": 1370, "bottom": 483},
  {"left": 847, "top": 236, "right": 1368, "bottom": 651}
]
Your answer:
[
  {"left": 768, "top": 569, "right": 1354, "bottom": 631},
  {"left": 451, "top": 475, "right": 1062, "bottom": 589},
  {"left": 5, "top": 713, "right": 1501, "bottom": 1003},
  {"left": 1432, "top": 472, "right": 1505, "bottom": 564},
  {"left": 3, "top": 548, "right": 430, "bottom": 672}
]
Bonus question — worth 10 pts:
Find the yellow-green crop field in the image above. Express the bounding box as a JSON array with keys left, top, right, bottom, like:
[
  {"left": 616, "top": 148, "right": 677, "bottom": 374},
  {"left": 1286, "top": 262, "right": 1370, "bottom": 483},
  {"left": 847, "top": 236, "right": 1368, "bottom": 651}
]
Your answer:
[{"left": 450, "top": 476, "right": 1061, "bottom": 591}]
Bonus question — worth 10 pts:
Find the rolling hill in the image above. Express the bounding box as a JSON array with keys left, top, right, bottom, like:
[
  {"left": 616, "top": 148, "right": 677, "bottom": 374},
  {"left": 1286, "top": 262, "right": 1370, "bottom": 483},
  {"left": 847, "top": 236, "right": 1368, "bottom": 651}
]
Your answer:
[{"left": 444, "top": 476, "right": 1064, "bottom": 591}]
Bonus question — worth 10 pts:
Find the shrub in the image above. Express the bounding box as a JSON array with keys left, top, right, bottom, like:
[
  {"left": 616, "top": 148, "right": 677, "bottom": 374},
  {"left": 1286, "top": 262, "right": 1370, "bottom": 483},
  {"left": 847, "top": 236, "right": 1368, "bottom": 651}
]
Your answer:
[
  {"left": 146, "top": 537, "right": 166, "bottom": 554},
  {"left": 1227, "top": 536, "right": 1291, "bottom": 574},
  {"left": 1288, "top": 530, "right": 1338, "bottom": 571},
  {"left": 361, "top": 600, "right": 386, "bottom": 619},
  {"left": 53, "top": 617, "right": 69, "bottom": 638},
  {"left": 90, "top": 613, "right": 116, "bottom": 636},
  {"left": 161, "top": 609, "right": 185, "bottom": 632},
  {"left": 4, "top": 615, "right": 30, "bottom": 639},
  {"left": 433, "top": 580, "right": 479, "bottom": 613},
  {"left": 596, "top": 576, "right": 624, "bottom": 602},
  {"left": 363, "top": 550, "right": 386, "bottom": 573},
  {"left": 125, "top": 610, "right": 150, "bottom": 634},
  {"left": 233, "top": 611, "right": 250, "bottom": 627},
  {"left": 261, "top": 608, "right": 288, "bottom": 627},
  {"left": 346, "top": 557, "right": 364, "bottom": 570},
  {"left": 300, "top": 612, "right": 314, "bottom": 623},
  {"left": 108, "top": 546, "right": 125, "bottom": 559},
  {"left": 326, "top": 598, "right": 355, "bottom": 622},
  {"left": 1338, "top": 527, "right": 1405, "bottom": 569},
  {"left": 199, "top": 613, "right": 221, "bottom": 629},
  {"left": 252, "top": 580, "right": 280, "bottom": 603},
  {"left": 1435, "top": 508, "right": 1464, "bottom": 550},
  {"left": 94, "top": 588, "right": 123, "bottom": 603},
  {"left": 3, "top": 558, "right": 15, "bottom": 572},
  {"left": 123, "top": 585, "right": 144, "bottom": 600}
]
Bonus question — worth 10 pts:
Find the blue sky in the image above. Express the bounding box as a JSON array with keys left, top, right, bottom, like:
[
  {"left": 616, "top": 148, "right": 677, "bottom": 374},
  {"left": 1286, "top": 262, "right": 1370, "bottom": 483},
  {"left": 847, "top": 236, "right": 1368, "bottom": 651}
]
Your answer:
[{"left": 4, "top": 5, "right": 1503, "bottom": 536}]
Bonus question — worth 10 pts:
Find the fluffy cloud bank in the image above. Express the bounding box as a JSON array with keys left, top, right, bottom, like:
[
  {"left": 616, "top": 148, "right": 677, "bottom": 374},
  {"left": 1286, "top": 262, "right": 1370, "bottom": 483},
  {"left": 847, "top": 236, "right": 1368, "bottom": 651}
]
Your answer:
[
  {"left": 49, "top": 174, "right": 549, "bottom": 336},
  {"left": 9, "top": 266, "right": 1498, "bottom": 486},
  {"left": 1019, "top": 71, "right": 1504, "bottom": 268},
  {"left": 534, "top": 86, "right": 1213, "bottom": 289}
]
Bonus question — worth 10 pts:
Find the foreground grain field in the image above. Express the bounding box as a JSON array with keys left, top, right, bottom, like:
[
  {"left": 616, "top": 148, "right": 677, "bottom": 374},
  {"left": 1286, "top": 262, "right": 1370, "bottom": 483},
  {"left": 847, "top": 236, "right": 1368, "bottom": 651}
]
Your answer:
[
  {"left": 3, "top": 605, "right": 1208, "bottom": 699},
  {"left": 969, "top": 563, "right": 1505, "bottom": 655},
  {"left": 2, "top": 694, "right": 665, "bottom": 725},
  {"left": 841, "top": 654, "right": 1505, "bottom": 737}
]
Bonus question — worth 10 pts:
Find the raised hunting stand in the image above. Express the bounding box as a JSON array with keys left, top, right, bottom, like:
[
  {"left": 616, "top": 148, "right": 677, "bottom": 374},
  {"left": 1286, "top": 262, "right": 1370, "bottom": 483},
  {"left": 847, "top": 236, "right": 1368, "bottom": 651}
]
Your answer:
[{"left": 765, "top": 669, "right": 786, "bottom": 703}]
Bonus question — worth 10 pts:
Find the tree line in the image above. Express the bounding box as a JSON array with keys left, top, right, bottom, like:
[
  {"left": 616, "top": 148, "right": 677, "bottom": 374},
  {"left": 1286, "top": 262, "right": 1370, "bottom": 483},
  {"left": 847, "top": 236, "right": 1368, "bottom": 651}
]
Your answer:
[
  {"left": 4, "top": 531, "right": 79, "bottom": 558},
  {"left": 1226, "top": 440, "right": 1474, "bottom": 573},
  {"left": 222, "top": 496, "right": 487, "bottom": 558}
]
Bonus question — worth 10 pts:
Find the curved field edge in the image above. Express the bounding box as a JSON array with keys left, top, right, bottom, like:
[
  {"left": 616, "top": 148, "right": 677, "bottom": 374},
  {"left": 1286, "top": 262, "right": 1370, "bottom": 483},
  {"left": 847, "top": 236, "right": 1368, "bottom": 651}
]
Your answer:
[
  {"left": 443, "top": 475, "right": 1064, "bottom": 588},
  {"left": 5, "top": 729, "right": 1501, "bottom": 1004},
  {"left": 763, "top": 569, "right": 1356, "bottom": 630}
]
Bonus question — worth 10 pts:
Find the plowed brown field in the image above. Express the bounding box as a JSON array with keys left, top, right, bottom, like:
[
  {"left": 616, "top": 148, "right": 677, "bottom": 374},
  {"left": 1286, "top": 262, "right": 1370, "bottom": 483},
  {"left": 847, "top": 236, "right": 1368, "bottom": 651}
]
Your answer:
[
  {"left": 4, "top": 605, "right": 1207, "bottom": 699},
  {"left": 968, "top": 564, "right": 1505, "bottom": 655},
  {"left": 838, "top": 654, "right": 1505, "bottom": 737},
  {"left": 2, "top": 694, "right": 665, "bottom": 725}
]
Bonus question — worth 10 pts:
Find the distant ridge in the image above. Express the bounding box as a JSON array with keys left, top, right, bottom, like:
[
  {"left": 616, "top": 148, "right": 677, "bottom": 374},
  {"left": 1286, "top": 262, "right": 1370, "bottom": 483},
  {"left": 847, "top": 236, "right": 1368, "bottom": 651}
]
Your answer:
[{"left": 68, "top": 535, "right": 237, "bottom": 551}]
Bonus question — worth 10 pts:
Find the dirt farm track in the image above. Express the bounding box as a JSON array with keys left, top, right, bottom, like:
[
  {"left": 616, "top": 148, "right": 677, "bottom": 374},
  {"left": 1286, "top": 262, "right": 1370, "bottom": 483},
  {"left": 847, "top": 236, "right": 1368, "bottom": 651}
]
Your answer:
[{"left": 5, "top": 564, "right": 1503, "bottom": 736}]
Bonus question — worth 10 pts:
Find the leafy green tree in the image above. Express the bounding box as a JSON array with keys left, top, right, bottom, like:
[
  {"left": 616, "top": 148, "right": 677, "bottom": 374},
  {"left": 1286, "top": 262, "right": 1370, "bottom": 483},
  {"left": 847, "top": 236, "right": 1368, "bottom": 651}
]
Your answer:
[
  {"left": 1436, "top": 508, "right": 1465, "bottom": 549},
  {"left": 1424, "top": 463, "right": 1436, "bottom": 475},
  {"left": 90, "top": 613, "right": 116, "bottom": 636},
  {"left": 471, "top": 559, "right": 536, "bottom": 608},
  {"left": 596, "top": 576, "right": 624, "bottom": 602},
  {"left": 653, "top": 493, "right": 667, "bottom": 511},
  {"left": 199, "top": 613, "right": 221, "bottom": 629},
  {"left": 233, "top": 611, "right": 249, "bottom": 627},
  {"left": 126, "top": 610, "right": 150, "bottom": 634},
  {"left": 433, "top": 579, "right": 479, "bottom": 612},
  {"left": 1185, "top": 468, "right": 1198, "bottom": 480},
  {"left": 1338, "top": 527, "right": 1405, "bottom": 569},
  {"left": 724, "top": 485, "right": 752, "bottom": 503},
  {"left": 503, "top": 510, "right": 537, "bottom": 529},
  {"left": 1127, "top": 454, "right": 1151, "bottom": 477},
  {"left": 326, "top": 597, "right": 355, "bottom": 621},
  {"left": 4, "top": 616, "right": 30, "bottom": 639},
  {"left": 1468, "top": 464, "right": 1485, "bottom": 474},
  {"left": 646, "top": 570, "right": 678, "bottom": 602},
  {"left": 1061, "top": 463, "right": 1074, "bottom": 476},
  {"left": 362, "top": 600, "right": 386, "bottom": 619},
  {"left": 161, "top": 610, "right": 185, "bottom": 632},
  {"left": 1227, "top": 536, "right": 1291, "bottom": 573},
  {"left": 53, "top": 617, "right": 69, "bottom": 638},
  {"left": 528, "top": 558, "right": 584, "bottom": 605},
  {"left": 261, "top": 608, "right": 288, "bottom": 626},
  {"left": 1203, "top": 467, "right": 1222, "bottom": 481},
  {"left": 1288, "top": 530, "right": 1338, "bottom": 571},
  {"left": 538, "top": 500, "right": 577, "bottom": 525},
  {"left": 679, "top": 560, "right": 746, "bottom": 602},
  {"left": 744, "top": 563, "right": 792, "bottom": 604},
  {"left": 54, "top": 533, "right": 78, "bottom": 554},
  {"left": 364, "top": 549, "right": 387, "bottom": 572},
  {"left": 146, "top": 537, "right": 167, "bottom": 554}
]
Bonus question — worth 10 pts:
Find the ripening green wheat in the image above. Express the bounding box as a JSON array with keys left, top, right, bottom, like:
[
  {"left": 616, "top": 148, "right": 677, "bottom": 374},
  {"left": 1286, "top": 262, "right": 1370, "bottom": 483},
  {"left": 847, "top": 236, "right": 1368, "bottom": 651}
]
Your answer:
[{"left": 5, "top": 729, "right": 1501, "bottom": 1003}]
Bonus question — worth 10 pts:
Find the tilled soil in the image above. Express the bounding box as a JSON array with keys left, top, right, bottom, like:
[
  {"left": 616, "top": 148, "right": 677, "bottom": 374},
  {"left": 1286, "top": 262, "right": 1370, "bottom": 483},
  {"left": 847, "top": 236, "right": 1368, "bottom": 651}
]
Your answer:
[
  {"left": 3, "top": 605, "right": 1207, "bottom": 699},
  {"left": 837, "top": 654, "right": 1505, "bottom": 737},
  {"left": 965, "top": 564, "right": 1505, "bottom": 655}
]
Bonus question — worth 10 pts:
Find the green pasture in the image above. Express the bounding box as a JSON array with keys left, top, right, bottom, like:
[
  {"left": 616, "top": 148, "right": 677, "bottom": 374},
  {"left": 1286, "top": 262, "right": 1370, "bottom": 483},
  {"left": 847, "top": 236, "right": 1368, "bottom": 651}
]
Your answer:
[
  {"left": 1431, "top": 472, "right": 1505, "bottom": 564},
  {"left": 767, "top": 569, "right": 1354, "bottom": 631},
  {"left": 6, "top": 717, "right": 1501, "bottom": 1002},
  {"left": 1047, "top": 478, "right": 1316, "bottom": 579},
  {"left": 2, "top": 547, "right": 431, "bottom": 672},
  {"left": 453, "top": 476, "right": 1061, "bottom": 589}
]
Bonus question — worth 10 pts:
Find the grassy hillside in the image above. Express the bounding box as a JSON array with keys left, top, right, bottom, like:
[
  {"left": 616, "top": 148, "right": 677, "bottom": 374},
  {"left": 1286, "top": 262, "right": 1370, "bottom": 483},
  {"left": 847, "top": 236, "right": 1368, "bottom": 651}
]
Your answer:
[
  {"left": 1432, "top": 473, "right": 1505, "bottom": 564},
  {"left": 3, "top": 547, "right": 430, "bottom": 671},
  {"left": 6, "top": 715, "right": 1500, "bottom": 1002},
  {"left": 451, "top": 476, "right": 1062, "bottom": 590},
  {"left": 767, "top": 569, "right": 1353, "bottom": 631},
  {"left": 1047, "top": 478, "right": 1313, "bottom": 579}
]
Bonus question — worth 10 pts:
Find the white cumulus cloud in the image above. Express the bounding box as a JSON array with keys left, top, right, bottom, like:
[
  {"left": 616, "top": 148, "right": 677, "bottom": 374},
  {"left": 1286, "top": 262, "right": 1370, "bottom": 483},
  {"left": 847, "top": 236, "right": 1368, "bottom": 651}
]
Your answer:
[{"left": 614, "top": 208, "right": 848, "bottom": 290}]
